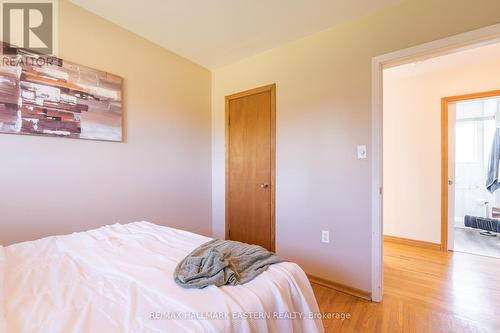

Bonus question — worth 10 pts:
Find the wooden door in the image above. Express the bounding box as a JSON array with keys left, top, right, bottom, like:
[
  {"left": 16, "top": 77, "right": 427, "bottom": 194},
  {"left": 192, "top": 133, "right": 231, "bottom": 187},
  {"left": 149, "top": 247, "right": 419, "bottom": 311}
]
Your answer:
[{"left": 226, "top": 84, "right": 275, "bottom": 251}]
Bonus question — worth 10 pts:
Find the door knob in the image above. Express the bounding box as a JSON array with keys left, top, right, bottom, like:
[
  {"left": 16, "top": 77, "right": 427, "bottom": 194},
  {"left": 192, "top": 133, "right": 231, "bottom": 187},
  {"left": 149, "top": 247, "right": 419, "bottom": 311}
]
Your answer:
[
  {"left": 260, "top": 183, "right": 269, "bottom": 189},
  {"left": 448, "top": 180, "right": 454, "bottom": 185}
]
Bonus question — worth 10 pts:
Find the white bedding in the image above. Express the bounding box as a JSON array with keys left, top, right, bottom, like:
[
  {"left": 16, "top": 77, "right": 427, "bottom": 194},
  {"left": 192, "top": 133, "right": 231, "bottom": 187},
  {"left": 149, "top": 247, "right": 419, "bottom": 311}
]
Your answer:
[{"left": 1, "top": 222, "right": 323, "bottom": 333}]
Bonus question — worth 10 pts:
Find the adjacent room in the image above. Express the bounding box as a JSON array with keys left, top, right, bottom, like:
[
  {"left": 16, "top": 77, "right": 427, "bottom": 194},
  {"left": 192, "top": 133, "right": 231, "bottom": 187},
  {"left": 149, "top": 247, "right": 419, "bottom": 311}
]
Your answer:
[
  {"left": 1, "top": 0, "right": 500, "bottom": 332},
  {"left": 384, "top": 42, "right": 500, "bottom": 258},
  {"left": 453, "top": 96, "right": 500, "bottom": 257}
]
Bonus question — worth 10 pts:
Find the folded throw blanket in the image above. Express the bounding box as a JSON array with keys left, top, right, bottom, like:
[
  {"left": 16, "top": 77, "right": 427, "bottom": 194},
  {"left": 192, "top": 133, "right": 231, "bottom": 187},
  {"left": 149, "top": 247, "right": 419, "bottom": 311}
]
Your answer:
[{"left": 174, "top": 239, "right": 285, "bottom": 289}]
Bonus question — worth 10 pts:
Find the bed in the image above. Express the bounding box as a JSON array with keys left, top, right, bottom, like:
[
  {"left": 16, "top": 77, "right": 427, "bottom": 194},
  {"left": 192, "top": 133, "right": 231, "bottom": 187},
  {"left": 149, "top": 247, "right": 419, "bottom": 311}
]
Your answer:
[{"left": 0, "top": 222, "right": 323, "bottom": 333}]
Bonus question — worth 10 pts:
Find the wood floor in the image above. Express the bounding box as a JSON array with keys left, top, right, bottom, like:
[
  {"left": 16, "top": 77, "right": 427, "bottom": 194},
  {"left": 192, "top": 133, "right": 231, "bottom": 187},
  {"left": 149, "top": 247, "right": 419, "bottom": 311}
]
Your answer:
[{"left": 312, "top": 241, "right": 500, "bottom": 333}]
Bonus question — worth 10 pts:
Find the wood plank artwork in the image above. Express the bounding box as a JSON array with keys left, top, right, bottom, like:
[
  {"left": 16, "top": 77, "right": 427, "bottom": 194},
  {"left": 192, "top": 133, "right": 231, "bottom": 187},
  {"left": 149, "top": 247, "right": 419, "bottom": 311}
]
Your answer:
[{"left": 0, "top": 42, "right": 122, "bottom": 141}]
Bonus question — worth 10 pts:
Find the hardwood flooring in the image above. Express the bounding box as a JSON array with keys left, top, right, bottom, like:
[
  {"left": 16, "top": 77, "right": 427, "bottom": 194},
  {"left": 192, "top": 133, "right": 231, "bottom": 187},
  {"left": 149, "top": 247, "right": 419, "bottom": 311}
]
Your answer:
[{"left": 312, "top": 241, "right": 500, "bottom": 333}]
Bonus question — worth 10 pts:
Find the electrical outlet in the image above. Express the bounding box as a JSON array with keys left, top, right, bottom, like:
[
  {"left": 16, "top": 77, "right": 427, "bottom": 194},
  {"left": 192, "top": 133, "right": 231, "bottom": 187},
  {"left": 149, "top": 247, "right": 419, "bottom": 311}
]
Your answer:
[
  {"left": 321, "top": 230, "right": 330, "bottom": 243},
  {"left": 357, "top": 145, "right": 367, "bottom": 159}
]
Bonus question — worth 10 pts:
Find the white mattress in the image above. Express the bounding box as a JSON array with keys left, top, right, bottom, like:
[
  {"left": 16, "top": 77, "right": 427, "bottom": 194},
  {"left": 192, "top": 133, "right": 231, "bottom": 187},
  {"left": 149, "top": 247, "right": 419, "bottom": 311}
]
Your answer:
[{"left": 1, "top": 222, "right": 323, "bottom": 333}]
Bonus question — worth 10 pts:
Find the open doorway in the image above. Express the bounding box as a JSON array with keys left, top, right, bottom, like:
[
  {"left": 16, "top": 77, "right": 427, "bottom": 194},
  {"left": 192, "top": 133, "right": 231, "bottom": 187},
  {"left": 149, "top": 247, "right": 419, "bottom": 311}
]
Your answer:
[
  {"left": 383, "top": 42, "right": 500, "bottom": 256},
  {"left": 374, "top": 35, "right": 500, "bottom": 298},
  {"left": 371, "top": 24, "right": 500, "bottom": 301},
  {"left": 444, "top": 92, "right": 500, "bottom": 258}
]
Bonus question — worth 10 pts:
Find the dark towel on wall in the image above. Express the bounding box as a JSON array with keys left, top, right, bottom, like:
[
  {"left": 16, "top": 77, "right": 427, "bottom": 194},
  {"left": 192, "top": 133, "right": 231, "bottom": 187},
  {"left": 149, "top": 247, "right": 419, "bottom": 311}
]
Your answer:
[
  {"left": 174, "top": 239, "right": 285, "bottom": 289},
  {"left": 486, "top": 128, "right": 500, "bottom": 193},
  {"left": 464, "top": 215, "right": 500, "bottom": 233}
]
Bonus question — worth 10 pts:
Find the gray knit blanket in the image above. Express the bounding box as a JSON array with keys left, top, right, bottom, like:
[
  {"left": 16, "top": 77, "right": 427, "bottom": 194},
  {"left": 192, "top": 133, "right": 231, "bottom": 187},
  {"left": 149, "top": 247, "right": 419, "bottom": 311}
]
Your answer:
[{"left": 174, "top": 239, "right": 285, "bottom": 289}]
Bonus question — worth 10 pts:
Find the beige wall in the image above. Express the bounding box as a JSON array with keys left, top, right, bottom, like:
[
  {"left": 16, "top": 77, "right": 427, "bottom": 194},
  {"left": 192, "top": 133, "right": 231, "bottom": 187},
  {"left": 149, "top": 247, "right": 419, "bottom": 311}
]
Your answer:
[
  {"left": 0, "top": 1, "right": 212, "bottom": 245},
  {"left": 212, "top": 0, "right": 500, "bottom": 292},
  {"left": 384, "top": 42, "right": 500, "bottom": 244}
]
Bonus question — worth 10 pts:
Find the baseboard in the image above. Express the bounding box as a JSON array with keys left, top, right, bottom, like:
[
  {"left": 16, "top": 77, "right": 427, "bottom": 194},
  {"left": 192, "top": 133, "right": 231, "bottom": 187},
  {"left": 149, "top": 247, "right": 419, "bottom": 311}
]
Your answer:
[
  {"left": 384, "top": 235, "right": 441, "bottom": 250},
  {"left": 307, "top": 274, "right": 371, "bottom": 301}
]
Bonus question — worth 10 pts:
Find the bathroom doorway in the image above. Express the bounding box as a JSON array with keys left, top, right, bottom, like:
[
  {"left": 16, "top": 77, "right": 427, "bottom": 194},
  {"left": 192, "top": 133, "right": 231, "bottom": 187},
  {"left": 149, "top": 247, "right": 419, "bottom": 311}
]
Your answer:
[{"left": 445, "top": 92, "right": 500, "bottom": 258}]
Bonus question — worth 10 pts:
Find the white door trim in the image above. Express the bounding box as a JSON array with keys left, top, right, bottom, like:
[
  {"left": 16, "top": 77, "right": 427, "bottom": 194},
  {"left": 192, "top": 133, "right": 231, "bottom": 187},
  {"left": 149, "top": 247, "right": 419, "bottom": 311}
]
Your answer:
[{"left": 371, "top": 23, "right": 500, "bottom": 302}]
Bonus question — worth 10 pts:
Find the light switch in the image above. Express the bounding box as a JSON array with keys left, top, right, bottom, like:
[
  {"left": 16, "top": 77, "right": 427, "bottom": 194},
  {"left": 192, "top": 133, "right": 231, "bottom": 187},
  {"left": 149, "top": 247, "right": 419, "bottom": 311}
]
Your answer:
[
  {"left": 321, "top": 230, "right": 330, "bottom": 243},
  {"left": 357, "top": 145, "right": 367, "bottom": 159}
]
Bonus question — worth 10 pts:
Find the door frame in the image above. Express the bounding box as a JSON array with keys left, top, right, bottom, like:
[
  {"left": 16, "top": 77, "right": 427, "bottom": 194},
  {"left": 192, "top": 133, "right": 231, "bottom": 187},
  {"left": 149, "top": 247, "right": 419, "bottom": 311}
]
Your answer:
[
  {"left": 441, "top": 89, "right": 500, "bottom": 252},
  {"left": 371, "top": 23, "right": 500, "bottom": 302},
  {"left": 225, "top": 84, "right": 276, "bottom": 251}
]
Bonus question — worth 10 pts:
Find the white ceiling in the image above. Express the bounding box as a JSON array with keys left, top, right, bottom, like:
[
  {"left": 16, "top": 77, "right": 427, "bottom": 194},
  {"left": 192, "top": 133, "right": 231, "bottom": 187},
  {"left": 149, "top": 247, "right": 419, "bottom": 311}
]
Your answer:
[
  {"left": 385, "top": 41, "right": 500, "bottom": 78},
  {"left": 69, "top": 0, "right": 400, "bottom": 69}
]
